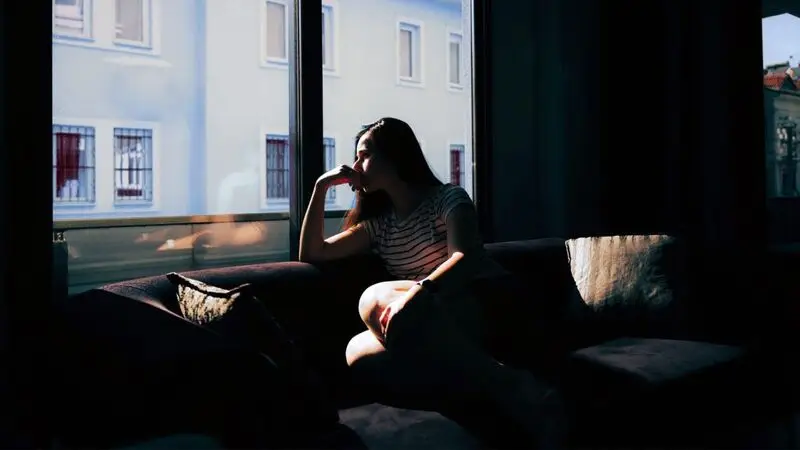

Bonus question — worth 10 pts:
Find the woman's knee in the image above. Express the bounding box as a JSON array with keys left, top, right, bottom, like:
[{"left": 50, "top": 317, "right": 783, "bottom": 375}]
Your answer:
[{"left": 358, "top": 280, "right": 416, "bottom": 327}]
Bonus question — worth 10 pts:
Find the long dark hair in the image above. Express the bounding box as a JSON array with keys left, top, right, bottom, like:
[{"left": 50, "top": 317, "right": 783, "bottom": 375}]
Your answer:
[{"left": 343, "top": 117, "right": 442, "bottom": 230}]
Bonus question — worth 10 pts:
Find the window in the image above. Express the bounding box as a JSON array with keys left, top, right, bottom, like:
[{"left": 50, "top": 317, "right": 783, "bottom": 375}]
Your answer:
[
  {"left": 115, "top": 0, "right": 150, "bottom": 45},
  {"left": 53, "top": 125, "right": 96, "bottom": 204},
  {"left": 325, "top": 1, "right": 473, "bottom": 212},
  {"left": 263, "top": 0, "right": 288, "bottom": 65},
  {"left": 323, "top": 137, "right": 337, "bottom": 202},
  {"left": 54, "top": 0, "right": 89, "bottom": 36},
  {"left": 265, "top": 134, "right": 290, "bottom": 200},
  {"left": 762, "top": 13, "right": 800, "bottom": 199},
  {"left": 53, "top": 0, "right": 159, "bottom": 54},
  {"left": 322, "top": 2, "right": 337, "bottom": 72},
  {"left": 449, "top": 145, "right": 466, "bottom": 187},
  {"left": 397, "top": 20, "right": 423, "bottom": 85},
  {"left": 264, "top": 135, "right": 337, "bottom": 204},
  {"left": 114, "top": 128, "right": 154, "bottom": 203},
  {"left": 448, "top": 32, "right": 463, "bottom": 89}
]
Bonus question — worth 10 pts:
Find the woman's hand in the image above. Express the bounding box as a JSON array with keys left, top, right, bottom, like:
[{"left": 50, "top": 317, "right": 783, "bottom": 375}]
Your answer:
[
  {"left": 316, "top": 165, "right": 363, "bottom": 192},
  {"left": 378, "top": 283, "right": 434, "bottom": 340}
]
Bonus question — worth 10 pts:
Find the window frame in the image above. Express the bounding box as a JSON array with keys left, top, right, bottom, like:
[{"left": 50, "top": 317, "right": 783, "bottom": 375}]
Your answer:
[
  {"left": 396, "top": 18, "right": 425, "bottom": 87},
  {"left": 447, "top": 29, "right": 464, "bottom": 91},
  {"left": 53, "top": 0, "right": 90, "bottom": 37},
  {"left": 52, "top": 123, "right": 97, "bottom": 205},
  {"left": 261, "top": 0, "right": 290, "bottom": 67},
  {"left": 52, "top": 0, "right": 161, "bottom": 56},
  {"left": 321, "top": 0, "right": 340, "bottom": 75},
  {"left": 113, "top": 0, "right": 153, "bottom": 48},
  {"left": 112, "top": 126, "right": 155, "bottom": 206},
  {"left": 52, "top": 117, "right": 161, "bottom": 218},
  {"left": 448, "top": 143, "right": 466, "bottom": 188}
]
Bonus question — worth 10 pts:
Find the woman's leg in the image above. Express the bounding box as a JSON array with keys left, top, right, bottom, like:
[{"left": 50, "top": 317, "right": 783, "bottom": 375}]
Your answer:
[{"left": 349, "top": 280, "right": 568, "bottom": 448}]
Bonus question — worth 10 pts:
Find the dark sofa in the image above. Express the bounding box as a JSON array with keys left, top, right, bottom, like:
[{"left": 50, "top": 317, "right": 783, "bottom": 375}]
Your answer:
[{"left": 51, "top": 236, "right": 789, "bottom": 449}]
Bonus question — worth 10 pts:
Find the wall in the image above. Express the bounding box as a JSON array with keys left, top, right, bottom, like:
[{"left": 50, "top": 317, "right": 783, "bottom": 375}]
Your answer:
[{"left": 52, "top": 0, "right": 202, "bottom": 219}]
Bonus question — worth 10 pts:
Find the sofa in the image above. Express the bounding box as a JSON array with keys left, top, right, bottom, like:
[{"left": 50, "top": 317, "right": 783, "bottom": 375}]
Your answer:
[{"left": 51, "top": 235, "right": 791, "bottom": 449}]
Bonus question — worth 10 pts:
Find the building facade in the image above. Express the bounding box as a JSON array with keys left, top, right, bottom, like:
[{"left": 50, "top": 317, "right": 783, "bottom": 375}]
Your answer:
[{"left": 52, "top": 0, "right": 472, "bottom": 219}]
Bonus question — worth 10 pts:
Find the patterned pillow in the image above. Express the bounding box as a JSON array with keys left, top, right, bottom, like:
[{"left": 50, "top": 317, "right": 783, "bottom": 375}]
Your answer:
[
  {"left": 165, "top": 272, "right": 339, "bottom": 428},
  {"left": 565, "top": 235, "right": 689, "bottom": 337}
]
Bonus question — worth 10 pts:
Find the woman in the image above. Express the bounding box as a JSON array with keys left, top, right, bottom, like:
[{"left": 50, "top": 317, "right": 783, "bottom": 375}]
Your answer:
[{"left": 299, "top": 117, "right": 566, "bottom": 448}]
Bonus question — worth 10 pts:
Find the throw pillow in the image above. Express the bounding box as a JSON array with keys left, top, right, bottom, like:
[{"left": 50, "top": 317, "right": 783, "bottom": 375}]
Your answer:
[
  {"left": 166, "top": 272, "right": 339, "bottom": 431},
  {"left": 564, "top": 235, "right": 688, "bottom": 337}
]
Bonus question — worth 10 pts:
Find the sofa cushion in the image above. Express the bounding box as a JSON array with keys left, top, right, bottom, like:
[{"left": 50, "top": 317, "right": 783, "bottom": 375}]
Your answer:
[
  {"left": 569, "top": 337, "right": 744, "bottom": 389},
  {"left": 565, "top": 234, "right": 689, "bottom": 338},
  {"left": 166, "top": 272, "right": 339, "bottom": 426}
]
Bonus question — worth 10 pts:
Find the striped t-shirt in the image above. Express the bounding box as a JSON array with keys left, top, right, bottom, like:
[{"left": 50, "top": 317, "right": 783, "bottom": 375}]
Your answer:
[{"left": 361, "top": 183, "right": 484, "bottom": 281}]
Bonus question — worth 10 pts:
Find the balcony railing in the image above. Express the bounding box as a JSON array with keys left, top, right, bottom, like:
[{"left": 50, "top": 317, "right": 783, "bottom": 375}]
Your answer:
[{"left": 54, "top": 210, "right": 348, "bottom": 295}]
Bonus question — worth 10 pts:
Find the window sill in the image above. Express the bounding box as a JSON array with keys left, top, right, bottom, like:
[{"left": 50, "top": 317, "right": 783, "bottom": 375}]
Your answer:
[
  {"left": 448, "top": 83, "right": 465, "bottom": 93},
  {"left": 397, "top": 78, "right": 426, "bottom": 89},
  {"left": 53, "top": 34, "right": 161, "bottom": 57},
  {"left": 260, "top": 59, "right": 289, "bottom": 70}
]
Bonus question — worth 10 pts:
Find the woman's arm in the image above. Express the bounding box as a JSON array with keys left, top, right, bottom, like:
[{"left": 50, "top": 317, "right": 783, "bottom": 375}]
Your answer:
[{"left": 299, "top": 182, "right": 371, "bottom": 263}]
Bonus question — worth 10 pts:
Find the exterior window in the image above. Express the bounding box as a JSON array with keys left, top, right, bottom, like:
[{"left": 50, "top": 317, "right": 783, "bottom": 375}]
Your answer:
[
  {"left": 265, "top": 135, "right": 337, "bottom": 202},
  {"left": 53, "top": 0, "right": 89, "bottom": 36},
  {"left": 398, "top": 21, "right": 422, "bottom": 83},
  {"left": 265, "top": 135, "right": 290, "bottom": 199},
  {"left": 448, "top": 32, "right": 463, "bottom": 88},
  {"left": 114, "top": 128, "right": 154, "bottom": 203},
  {"left": 322, "top": 4, "right": 335, "bottom": 71},
  {"left": 115, "top": 0, "right": 150, "bottom": 45},
  {"left": 264, "top": 0, "right": 288, "bottom": 63},
  {"left": 450, "top": 145, "right": 465, "bottom": 187},
  {"left": 53, "top": 125, "right": 96, "bottom": 204},
  {"left": 323, "top": 137, "right": 336, "bottom": 201}
]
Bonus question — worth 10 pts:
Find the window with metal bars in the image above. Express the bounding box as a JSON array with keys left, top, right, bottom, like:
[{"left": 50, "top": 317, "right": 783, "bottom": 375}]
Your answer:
[
  {"left": 449, "top": 144, "right": 465, "bottom": 187},
  {"left": 53, "top": 124, "right": 96, "bottom": 204},
  {"left": 114, "top": 127, "right": 154, "bottom": 203},
  {"left": 265, "top": 135, "right": 337, "bottom": 202},
  {"left": 323, "top": 137, "right": 336, "bottom": 201}
]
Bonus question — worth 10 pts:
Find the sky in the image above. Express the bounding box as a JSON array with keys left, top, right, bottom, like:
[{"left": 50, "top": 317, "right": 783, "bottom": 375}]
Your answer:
[{"left": 762, "top": 13, "right": 800, "bottom": 68}]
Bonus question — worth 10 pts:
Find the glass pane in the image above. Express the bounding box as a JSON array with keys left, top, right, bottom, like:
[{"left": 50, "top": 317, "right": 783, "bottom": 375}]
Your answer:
[
  {"left": 53, "top": 0, "right": 294, "bottom": 293},
  {"left": 399, "top": 29, "right": 413, "bottom": 78},
  {"left": 267, "top": 1, "right": 287, "bottom": 59},
  {"left": 115, "top": 0, "right": 144, "bottom": 42},
  {"left": 762, "top": 13, "right": 800, "bottom": 199},
  {"left": 449, "top": 40, "right": 460, "bottom": 84},
  {"left": 323, "top": 0, "right": 474, "bottom": 217}
]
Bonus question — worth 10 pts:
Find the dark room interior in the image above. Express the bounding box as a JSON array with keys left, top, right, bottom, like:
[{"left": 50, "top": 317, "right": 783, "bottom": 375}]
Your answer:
[{"left": 1, "top": 0, "right": 798, "bottom": 448}]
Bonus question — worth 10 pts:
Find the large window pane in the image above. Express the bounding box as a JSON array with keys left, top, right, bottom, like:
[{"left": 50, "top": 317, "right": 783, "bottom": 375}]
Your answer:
[
  {"left": 52, "top": 0, "right": 294, "bottom": 292},
  {"left": 762, "top": 12, "right": 800, "bottom": 199},
  {"left": 761, "top": 11, "right": 800, "bottom": 243},
  {"left": 322, "top": 0, "right": 474, "bottom": 212}
]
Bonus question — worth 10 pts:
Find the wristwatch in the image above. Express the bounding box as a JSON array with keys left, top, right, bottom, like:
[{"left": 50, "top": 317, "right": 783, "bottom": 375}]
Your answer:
[{"left": 417, "top": 278, "right": 439, "bottom": 293}]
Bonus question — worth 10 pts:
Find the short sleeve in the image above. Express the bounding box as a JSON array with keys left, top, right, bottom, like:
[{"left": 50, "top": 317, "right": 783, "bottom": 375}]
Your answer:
[
  {"left": 359, "top": 216, "right": 382, "bottom": 246},
  {"left": 435, "top": 184, "right": 475, "bottom": 224}
]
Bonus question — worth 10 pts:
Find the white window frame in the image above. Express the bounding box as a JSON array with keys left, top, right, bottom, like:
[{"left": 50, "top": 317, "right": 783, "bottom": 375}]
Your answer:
[
  {"left": 53, "top": 0, "right": 91, "bottom": 37},
  {"left": 53, "top": 0, "right": 161, "bottom": 57},
  {"left": 112, "top": 127, "right": 156, "bottom": 206},
  {"left": 258, "top": 129, "right": 340, "bottom": 211},
  {"left": 52, "top": 117, "right": 162, "bottom": 218},
  {"left": 114, "top": 0, "right": 153, "bottom": 48},
  {"left": 446, "top": 30, "right": 464, "bottom": 91},
  {"left": 52, "top": 123, "right": 97, "bottom": 206},
  {"left": 261, "top": 0, "right": 290, "bottom": 68},
  {"left": 321, "top": 0, "right": 341, "bottom": 76},
  {"left": 396, "top": 18, "right": 425, "bottom": 88}
]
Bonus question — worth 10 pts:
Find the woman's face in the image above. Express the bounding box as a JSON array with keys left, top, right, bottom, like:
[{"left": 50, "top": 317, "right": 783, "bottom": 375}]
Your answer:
[{"left": 353, "top": 131, "right": 396, "bottom": 192}]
